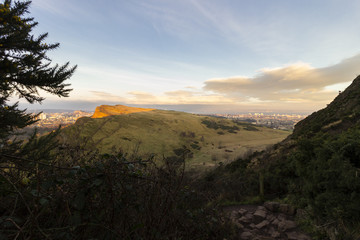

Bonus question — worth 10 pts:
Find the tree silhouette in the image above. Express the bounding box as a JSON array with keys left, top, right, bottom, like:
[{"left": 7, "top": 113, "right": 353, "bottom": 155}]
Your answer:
[{"left": 0, "top": 0, "right": 76, "bottom": 139}]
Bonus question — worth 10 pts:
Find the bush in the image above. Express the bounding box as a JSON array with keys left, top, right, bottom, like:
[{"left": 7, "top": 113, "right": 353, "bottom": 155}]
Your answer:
[{"left": 0, "top": 133, "right": 235, "bottom": 239}]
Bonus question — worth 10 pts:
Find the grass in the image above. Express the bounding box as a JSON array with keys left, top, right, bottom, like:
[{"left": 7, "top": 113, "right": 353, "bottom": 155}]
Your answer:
[{"left": 61, "top": 110, "right": 290, "bottom": 170}]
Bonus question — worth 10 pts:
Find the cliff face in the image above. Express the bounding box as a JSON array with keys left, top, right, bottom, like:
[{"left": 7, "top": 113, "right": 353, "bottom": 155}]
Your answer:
[{"left": 91, "top": 105, "right": 155, "bottom": 118}]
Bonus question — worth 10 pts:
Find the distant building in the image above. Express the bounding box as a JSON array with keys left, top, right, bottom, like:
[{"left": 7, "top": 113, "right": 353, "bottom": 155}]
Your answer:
[{"left": 38, "top": 113, "right": 47, "bottom": 120}]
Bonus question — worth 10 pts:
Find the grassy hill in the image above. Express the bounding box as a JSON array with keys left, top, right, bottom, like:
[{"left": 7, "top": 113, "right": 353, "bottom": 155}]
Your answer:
[{"left": 60, "top": 109, "right": 289, "bottom": 170}]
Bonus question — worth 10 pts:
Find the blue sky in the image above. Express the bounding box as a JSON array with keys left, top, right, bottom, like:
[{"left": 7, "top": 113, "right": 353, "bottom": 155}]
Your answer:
[{"left": 17, "top": 0, "right": 360, "bottom": 113}]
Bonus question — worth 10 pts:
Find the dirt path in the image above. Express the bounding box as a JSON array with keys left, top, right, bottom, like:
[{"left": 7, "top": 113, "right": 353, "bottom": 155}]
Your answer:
[{"left": 222, "top": 202, "right": 312, "bottom": 240}]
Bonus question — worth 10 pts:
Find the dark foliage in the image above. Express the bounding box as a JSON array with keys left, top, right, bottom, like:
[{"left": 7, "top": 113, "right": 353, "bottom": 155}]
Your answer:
[
  {"left": 0, "top": 133, "right": 236, "bottom": 239},
  {"left": 201, "top": 120, "right": 239, "bottom": 133}
]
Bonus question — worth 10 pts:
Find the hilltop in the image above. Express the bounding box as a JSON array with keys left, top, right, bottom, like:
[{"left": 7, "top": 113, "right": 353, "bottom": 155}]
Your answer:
[
  {"left": 91, "top": 104, "right": 155, "bottom": 118},
  {"left": 61, "top": 107, "right": 289, "bottom": 170}
]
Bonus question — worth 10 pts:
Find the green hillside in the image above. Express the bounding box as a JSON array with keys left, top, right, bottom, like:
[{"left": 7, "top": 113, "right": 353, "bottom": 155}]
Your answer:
[{"left": 60, "top": 109, "right": 289, "bottom": 170}]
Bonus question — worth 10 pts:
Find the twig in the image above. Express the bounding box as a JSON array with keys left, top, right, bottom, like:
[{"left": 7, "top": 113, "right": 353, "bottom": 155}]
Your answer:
[
  {"left": 10, "top": 195, "right": 19, "bottom": 217},
  {"left": 0, "top": 171, "right": 33, "bottom": 216},
  {"left": 1, "top": 154, "right": 74, "bottom": 170},
  {"left": 316, "top": 221, "right": 336, "bottom": 228},
  {"left": 5, "top": 217, "right": 22, "bottom": 239}
]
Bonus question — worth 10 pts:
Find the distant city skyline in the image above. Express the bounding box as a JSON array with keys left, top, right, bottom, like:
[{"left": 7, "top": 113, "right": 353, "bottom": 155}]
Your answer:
[
  {"left": 13, "top": 0, "right": 360, "bottom": 113},
  {"left": 24, "top": 103, "right": 312, "bottom": 115},
  {"left": 30, "top": 109, "right": 306, "bottom": 131}
]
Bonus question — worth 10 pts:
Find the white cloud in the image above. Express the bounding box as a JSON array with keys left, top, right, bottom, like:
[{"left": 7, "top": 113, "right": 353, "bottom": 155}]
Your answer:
[
  {"left": 21, "top": 51, "right": 360, "bottom": 113},
  {"left": 73, "top": 54, "right": 360, "bottom": 113},
  {"left": 89, "top": 91, "right": 126, "bottom": 102},
  {"left": 125, "top": 89, "right": 233, "bottom": 105},
  {"left": 204, "top": 54, "right": 360, "bottom": 107}
]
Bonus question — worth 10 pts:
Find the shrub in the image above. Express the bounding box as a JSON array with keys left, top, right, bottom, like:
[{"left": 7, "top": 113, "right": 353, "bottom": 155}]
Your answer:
[{"left": 0, "top": 133, "right": 234, "bottom": 239}]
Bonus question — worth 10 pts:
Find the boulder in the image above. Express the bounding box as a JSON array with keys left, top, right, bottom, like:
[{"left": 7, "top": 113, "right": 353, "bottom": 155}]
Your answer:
[
  {"left": 240, "top": 231, "right": 253, "bottom": 240},
  {"left": 264, "top": 201, "right": 280, "bottom": 212},
  {"left": 255, "top": 220, "right": 269, "bottom": 229},
  {"left": 286, "top": 231, "right": 311, "bottom": 240},
  {"left": 257, "top": 206, "right": 267, "bottom": 211},
  {"left": 271, "top": 231, "right": 281, "bottom": 238},
  {"left": 249, "top": 223, "right": 256, "bottom": 229},
  {"left": 277, "top": 213, "right": 287, "bottom": 221},
  {"left": 253, "top": 209, "right": 267, "bottom": 223},
  {"left": 278, "top": 203, "right": 296, "bottom": 215},
  {"left": 271, "top": 218, "right": 279, "bottom": 227},
  {"left": 266, "top": 214, "right": 275, "bottom": 222},
  {"left": 234, "top": 221, "right": 245, "bottom": 229},
  {"left": 238, "top": 208, "right": 248, "bottom": 216},
  {"left": 239, "top": 216, "right": 251, "bottom": 224},
  {"left": 245, "top": 213, "right": 253, "bottom": 220},
  {"left": 278, "top": 220, "right": 297, "bottom": 231}
]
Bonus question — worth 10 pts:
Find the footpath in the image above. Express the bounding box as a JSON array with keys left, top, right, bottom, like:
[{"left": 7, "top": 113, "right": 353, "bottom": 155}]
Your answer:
[{"left": 223, "top": 202, "right": 312, "bottom": 240}]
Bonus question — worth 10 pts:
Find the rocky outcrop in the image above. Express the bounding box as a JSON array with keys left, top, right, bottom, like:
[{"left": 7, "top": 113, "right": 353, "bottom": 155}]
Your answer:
[
  {"left": 225, "top": 202, "right": 311, "bottom": 240},
  {"left": 91, "top": 105, "right": 155, "bottom": 118}
]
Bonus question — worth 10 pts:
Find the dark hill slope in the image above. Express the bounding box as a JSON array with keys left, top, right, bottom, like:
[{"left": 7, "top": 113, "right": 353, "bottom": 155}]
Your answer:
[
  {"left": 293, "top": 75, "right": 360, "bottom": 137},
  {"left": 256, "top": 75, "right": 360, "bottom": 170}
]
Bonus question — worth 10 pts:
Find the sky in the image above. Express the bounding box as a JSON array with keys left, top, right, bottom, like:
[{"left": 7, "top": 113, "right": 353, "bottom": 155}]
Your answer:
[{"left": 15, "top": 0, "right": 360, "bottom": 113}]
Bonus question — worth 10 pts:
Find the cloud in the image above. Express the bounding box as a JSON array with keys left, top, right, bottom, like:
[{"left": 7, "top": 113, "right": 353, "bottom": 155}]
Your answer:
[
  {"left": 125, "top": 90, "right": 233, "bottom": 105},
  {"left": 68, "top": 54, "right": 360, "bottom": 113},
  {"left": 165, "top": 90, "right": 194, "bottom": 98},
  {"left": 89, "top": 91, "right": 126, "bottom": 102},
  {"left": 127, "top": 91, "right": 158, "bottom": 103},
  {"left": 16, "top": 51, "right": 360, "bottom": 114},
  {"left": 204, "top": 54, "right": 360, "bottom": 106}
]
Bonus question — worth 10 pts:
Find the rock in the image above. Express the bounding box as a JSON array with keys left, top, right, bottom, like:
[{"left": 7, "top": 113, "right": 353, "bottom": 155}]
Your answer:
[
  {"left": 278, "top": 220, "right": 297, "bottom": 231},
  {"left": 286, "top": 231, "right": 311, "bottom": 240},
  {"left": 278, "top": 203, "right": 296, "bottom": 215},
  {"left": 271, "top": 218, "right": 279, "bottom": 226},
  {"left": 238, "top": 208, "right": 248, "bottom": 216},
  {"left": 266, "top": 214, "right": 275, "bottom": 222},
  {"left": 230, "top": 211, "right": 239, "bottom": 220},
  {"left": 271, "top": 231, "right": 281, "bottom": 238},
  {"left": 268, "top": 226, "right": 281, "bottom": 238},
  {"left": 245, "top": 213, "right": 253, "bottom": 220},
  {"left": 253, "top": 209, "right": 267, "bottom": 223},
  {"left": 256, "top": 206, "right": 267, "bottom": 212},
  {"left": 250, "top": 228, "right": 260, "bottom": 235},
  {"left": 239, "top": 216, "right": 251, "bottom": 224},
  {"left": 255, "top": 220, "right": 269, "bottom": 229},
  {"left": 228, "top": 204, "right": 312, "bottom": 240},
  {"left": 234, "top": 221, "right": 245, "bottom": 229},
  {"left": 277, "top": 213, "right": 287, "bottom": 221},
  {"left": 240, "top": 231, "right": 253, "bottom": 240},
  {"left": 264, "top": 201, "right": 280, "bottom": 212}
]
